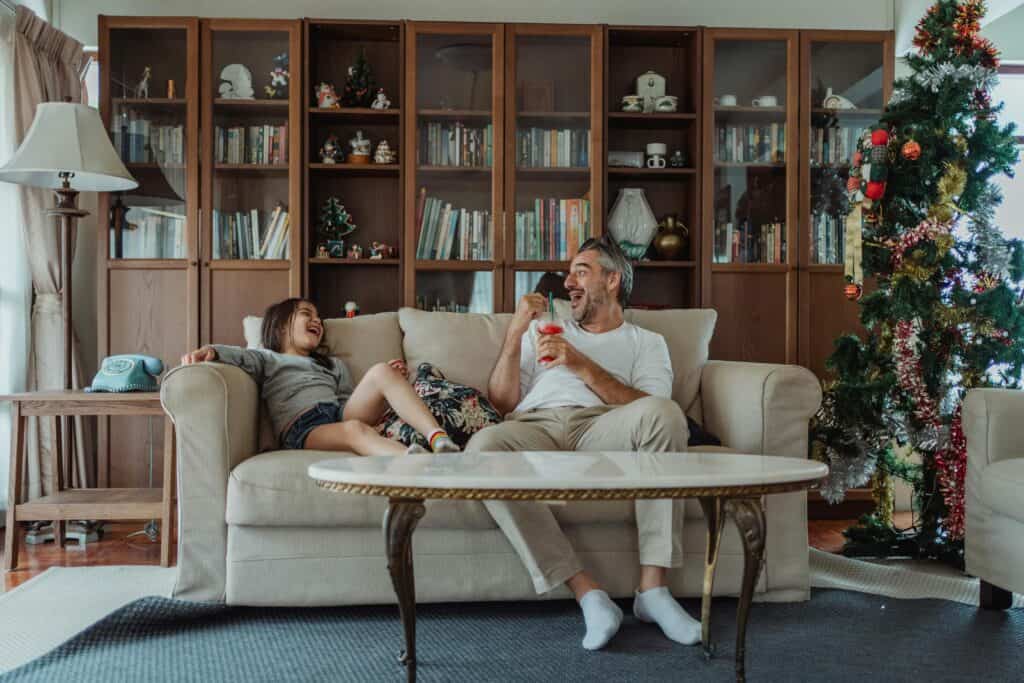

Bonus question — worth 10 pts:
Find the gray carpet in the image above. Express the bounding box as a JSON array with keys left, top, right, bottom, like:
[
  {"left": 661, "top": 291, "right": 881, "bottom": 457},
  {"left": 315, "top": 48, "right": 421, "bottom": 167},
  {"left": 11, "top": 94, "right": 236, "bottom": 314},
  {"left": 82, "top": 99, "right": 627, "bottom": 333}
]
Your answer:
[{"left": 1, "top": 590, "right": 1021, "bottom": 682}]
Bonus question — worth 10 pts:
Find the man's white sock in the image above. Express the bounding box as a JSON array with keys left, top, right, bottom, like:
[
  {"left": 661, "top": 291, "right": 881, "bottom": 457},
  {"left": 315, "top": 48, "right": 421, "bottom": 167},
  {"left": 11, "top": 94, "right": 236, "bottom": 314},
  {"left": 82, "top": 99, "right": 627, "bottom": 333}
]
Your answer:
[
  {"left": 633, "top": 586, "right": 701, "bottom": 645},
  {"left": 579, "top": 589, "right": 623, "bottom": 650}
]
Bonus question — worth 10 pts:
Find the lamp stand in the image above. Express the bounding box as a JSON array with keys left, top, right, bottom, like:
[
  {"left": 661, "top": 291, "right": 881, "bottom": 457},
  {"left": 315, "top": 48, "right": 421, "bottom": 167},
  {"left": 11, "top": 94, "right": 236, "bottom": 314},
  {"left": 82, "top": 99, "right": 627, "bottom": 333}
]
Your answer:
[{"left": 26, "top": 173, "right": 101, "bottom": 546}]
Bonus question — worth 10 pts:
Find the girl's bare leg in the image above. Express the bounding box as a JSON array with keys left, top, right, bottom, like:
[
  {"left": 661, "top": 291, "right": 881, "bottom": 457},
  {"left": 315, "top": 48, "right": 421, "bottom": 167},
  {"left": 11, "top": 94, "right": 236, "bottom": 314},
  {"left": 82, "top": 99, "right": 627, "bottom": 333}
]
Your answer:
[
  {"left": 304, "top": 419, "right": 407, "bottom": 456},
  {"left": 343, "top": 362, "right": 443, "bottom": 438}
]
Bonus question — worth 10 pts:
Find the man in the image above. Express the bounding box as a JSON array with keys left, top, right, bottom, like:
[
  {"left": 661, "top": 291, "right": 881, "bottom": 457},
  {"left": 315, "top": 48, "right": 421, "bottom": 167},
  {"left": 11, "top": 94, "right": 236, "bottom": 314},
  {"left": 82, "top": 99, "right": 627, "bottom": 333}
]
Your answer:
[{"left": 467, "top": 235, "right": 699, "bottom": 651}]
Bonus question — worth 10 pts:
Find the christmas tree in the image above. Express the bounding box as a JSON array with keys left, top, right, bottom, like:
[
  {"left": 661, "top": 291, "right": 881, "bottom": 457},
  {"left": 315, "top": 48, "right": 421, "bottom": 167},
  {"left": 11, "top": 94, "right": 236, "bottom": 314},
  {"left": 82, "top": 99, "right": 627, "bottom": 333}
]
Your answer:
[
  {"left": 812, "top": 0, "right": 1023, "bottom": 566},
  {"left": 318, "top": 197, "right": 357, "bottom": 241},
  {"left": 342, "top": 49, "right": 375, "bottom": 108}
]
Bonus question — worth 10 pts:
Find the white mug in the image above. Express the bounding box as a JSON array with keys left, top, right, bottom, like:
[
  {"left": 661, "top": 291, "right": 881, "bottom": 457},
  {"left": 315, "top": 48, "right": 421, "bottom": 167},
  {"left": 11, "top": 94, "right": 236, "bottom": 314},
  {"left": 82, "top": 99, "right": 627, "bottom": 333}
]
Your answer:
[
  {"left": 752, "top": 95, "right": 778, "bottom": 107},
  {"left": 714, "top": 94, "right": 737, "bottom": 107},
  {"left": 646, "top": 154, "right": 666, "bottom": 169}
]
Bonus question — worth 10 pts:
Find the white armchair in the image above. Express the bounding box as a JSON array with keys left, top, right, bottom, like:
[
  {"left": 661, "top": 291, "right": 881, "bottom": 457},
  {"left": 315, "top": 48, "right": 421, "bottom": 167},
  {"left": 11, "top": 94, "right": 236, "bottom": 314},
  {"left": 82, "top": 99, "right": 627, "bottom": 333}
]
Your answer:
[{"left": 963, "top": 388, "right": 1024, "bottom": 609}]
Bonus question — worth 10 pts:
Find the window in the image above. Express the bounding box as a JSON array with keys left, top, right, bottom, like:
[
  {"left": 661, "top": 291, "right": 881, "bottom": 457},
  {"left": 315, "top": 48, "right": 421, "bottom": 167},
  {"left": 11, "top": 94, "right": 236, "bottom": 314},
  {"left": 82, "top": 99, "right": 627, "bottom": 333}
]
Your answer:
[{"left": 993, "top": 66, "right": 1024, "bottom": 240}]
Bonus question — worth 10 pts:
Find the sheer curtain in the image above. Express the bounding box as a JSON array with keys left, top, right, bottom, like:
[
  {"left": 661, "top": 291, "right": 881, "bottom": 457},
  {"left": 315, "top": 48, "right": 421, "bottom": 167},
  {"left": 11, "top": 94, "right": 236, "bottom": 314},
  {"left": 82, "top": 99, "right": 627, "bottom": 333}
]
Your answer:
[{"left": 0, "top": 12, "right": 32, "bottom": 525}]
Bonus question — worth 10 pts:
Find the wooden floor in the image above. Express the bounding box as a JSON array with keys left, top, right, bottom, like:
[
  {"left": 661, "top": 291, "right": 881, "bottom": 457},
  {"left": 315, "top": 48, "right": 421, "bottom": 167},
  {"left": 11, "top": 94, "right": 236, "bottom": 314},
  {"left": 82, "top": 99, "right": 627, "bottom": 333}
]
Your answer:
[{"left": 1, "top": 515, "right": 915, "bottom": 594}]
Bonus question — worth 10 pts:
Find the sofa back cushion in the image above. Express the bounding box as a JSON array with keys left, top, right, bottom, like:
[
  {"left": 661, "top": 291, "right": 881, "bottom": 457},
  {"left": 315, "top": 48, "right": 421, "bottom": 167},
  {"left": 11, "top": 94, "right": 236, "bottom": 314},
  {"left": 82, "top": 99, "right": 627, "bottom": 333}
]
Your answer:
[
  {"left": 397, "top": 307, "right": 716, "bottom": 410},
  {"left": 243, "top": 311, "right": 403, "bottom": 383}
]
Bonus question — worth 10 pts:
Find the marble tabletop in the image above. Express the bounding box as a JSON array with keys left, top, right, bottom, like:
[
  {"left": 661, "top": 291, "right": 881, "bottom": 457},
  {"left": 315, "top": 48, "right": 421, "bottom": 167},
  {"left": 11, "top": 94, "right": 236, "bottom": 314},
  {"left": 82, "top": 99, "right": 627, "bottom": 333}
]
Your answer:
[{"left": 308, "top": 451, "right": 828, "bottom": 492}]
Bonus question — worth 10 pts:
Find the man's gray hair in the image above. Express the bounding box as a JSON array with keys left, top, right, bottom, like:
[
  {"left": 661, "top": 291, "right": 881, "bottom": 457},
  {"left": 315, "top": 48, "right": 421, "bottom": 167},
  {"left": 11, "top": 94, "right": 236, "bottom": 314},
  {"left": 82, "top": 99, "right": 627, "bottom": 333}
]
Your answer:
[{"left": 577, "top": 235, "right": 633, "bottom": 307}]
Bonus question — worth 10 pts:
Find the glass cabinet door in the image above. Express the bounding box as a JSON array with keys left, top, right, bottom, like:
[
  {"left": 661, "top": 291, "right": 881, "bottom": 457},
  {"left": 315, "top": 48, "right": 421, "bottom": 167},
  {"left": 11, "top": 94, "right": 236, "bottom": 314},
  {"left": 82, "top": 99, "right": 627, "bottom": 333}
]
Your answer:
[
  {"left": 507, "top": 25, "right": 600, "bottom": 310},
  {"left": 409, "top": 24, "right": 502, "bottom": 313},
  {"left": 806, "top": 39, "right": 885, "bottom": 264},
  {"left": 106, "top": 26, "right": 192, "bottom": 260},
  {"left": 710, "top": 38, "right": 791, "bottom": 265}
]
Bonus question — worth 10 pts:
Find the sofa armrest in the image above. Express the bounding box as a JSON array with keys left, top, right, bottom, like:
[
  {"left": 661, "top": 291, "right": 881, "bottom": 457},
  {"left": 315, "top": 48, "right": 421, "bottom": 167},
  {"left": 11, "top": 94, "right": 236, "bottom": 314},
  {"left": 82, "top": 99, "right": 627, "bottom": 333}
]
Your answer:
[
  {"left": 160, "top": 362, "right": 260, "bottom": 602},
  {"left": 699, "top": 360, "right": 822, "bottom": 458},
  {"left": 964, "top": 388, "right": 1024, "bottom": 468}
]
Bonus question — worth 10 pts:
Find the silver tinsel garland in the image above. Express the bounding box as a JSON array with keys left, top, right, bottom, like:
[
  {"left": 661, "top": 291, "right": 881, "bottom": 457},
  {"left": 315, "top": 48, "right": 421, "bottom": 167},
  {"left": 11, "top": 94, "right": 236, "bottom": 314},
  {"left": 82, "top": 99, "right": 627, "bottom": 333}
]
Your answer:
[
  {"left": 967, "top": 185, "right": 1012, "bottom": 278},
  {"left": 913, "top": 62, "right": 998, "bottom": 93}
]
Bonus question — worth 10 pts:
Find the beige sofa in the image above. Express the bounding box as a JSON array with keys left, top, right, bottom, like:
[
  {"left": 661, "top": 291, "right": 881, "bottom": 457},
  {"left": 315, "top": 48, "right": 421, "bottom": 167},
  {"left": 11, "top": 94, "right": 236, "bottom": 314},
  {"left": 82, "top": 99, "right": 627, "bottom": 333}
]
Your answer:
[
  {"left": 160, "top": 308, "right": 822, "bottom": 606},
  {"left": 964, "top": 388, "right": 1024, "bottom": 609}
]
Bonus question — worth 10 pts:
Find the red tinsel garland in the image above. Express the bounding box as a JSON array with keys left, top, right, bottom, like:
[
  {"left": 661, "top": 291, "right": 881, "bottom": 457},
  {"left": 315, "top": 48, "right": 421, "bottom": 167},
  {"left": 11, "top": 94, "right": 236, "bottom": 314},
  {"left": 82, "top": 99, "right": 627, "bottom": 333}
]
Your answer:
[
  {"left": 933, "top": 409, "right": 967, "bottom": 540},
  {"left": 894, "top": 320, "right": 941, "bottom": 427},
  {"left": 888, "top": 219, "right": 952, "bottom": 270}
]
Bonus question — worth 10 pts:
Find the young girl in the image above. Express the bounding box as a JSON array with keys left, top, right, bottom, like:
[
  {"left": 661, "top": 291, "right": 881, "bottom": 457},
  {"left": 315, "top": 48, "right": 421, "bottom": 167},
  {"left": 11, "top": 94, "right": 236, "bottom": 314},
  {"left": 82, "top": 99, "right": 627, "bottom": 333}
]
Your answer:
[{"left": 180, "top": 298, "right": 459, "bottom": 455}]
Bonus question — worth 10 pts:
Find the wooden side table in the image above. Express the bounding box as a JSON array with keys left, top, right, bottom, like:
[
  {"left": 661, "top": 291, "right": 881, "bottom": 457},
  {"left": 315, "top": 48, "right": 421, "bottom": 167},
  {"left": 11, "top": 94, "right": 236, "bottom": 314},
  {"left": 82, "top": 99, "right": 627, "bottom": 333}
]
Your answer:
[{"left": 2, "top": 391, "right": 175, "bottom": 571}]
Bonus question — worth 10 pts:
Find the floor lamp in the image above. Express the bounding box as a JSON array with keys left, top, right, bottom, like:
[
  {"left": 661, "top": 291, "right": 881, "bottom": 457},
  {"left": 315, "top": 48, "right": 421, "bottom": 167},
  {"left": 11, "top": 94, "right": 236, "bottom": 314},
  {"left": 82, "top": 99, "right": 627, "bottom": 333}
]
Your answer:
[{"left": 0, "top": 102, "right": 137, "bottom": 542}]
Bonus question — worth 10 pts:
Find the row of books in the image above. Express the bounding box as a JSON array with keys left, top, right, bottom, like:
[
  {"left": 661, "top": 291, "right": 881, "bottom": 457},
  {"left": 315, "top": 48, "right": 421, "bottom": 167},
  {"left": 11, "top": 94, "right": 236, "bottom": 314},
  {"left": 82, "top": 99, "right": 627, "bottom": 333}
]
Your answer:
[
  {"left": 418, "top": 122, "right": 493, "bottom": 168},
  {"left": 111, "top": 210, "right": 186, "bottom": 258},
  {"left": 516, "top": 128, "right": 590, "bottom": 168},
  {"left": 415, "top": 298, "right": 473, "bottom": 314},
  {"left": 812, "top": 212, "right": 846, "bottom": 264},
  {"left": 712, "top": 220, "right": 786, "bottom": 264},
  {"left": 211, "top": 204, "right": 291, "bottom": 259},
  {"left": 214, "top": 124, "right": 288, "bottom": 165},
  {"left": 113, "top": 119, "right": 185, "bottom": 164},
  {"left": 514, "top": 198, "right": 591, "bottom": 261},
  {"left": 810, "top": 125, "right": 865, "bottom": 167},
  {"left": 414, "top": 190, "right": 494, "bottom": 260},
  {"left": 714, "top": 124, "right": 786, "bottom": 164}
]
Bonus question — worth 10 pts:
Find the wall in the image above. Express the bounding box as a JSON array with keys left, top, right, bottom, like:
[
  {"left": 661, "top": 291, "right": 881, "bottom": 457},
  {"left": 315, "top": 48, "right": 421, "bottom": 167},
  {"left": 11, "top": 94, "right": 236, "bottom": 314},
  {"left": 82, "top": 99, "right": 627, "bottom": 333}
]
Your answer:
[{"left": 55, "top": 0, "right": 895, "bottom": 47}]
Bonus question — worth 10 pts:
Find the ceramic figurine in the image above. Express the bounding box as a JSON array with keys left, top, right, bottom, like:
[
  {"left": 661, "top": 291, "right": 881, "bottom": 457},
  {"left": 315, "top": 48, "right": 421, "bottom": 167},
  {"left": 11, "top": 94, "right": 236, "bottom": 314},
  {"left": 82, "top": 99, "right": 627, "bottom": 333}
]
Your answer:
[
  {"left": 327, "top": 240, "right": 346, "bottom": 258},
  {"left": 264, "top": 53, "right": 290, "bottom": 99},
  {"left": 316, "top": 244, "right": 329, "bottom": 258},
  {"left": 218, "top": 64, "right": 255, "bottom": 99},
  {"left": 373, "top": 140, "right": 396, "bottom": 164},
  {"left": 822, "top": 87, "right": 856, "bottom": 110},
  {"left": 369, "top": 241, "right": 389, "bottom": 259},
  {"left": 347, "top": 243, "right": 363, "bottom": 259},
  {"left": 315, "top": 82, "right": 340, "bottom": 109},
  {"left": 669, "top": 149, "right": 687, "bottom": 168},
  {"left": 344, "top": 301, "right": 360, "bottom": 318},
  {"left": 370, "top": 88, "right": 391, "bottom": 110},
  {"left": 319, "top": 134, "right": 342, "bottom": 164},
  {"left": 636, "top": 70, "right": 666, "bottom": 113},
  {"left": 347, "top": 130, "right": 371, "bottom": 164},
  {"left": 135, "top": 66, "right": 152, "bottom": 99}
]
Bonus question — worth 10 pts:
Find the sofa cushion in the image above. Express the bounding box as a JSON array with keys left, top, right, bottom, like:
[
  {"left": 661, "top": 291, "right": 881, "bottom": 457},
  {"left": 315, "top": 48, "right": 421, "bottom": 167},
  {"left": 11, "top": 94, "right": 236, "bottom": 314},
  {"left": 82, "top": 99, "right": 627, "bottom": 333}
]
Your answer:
[
  {"left": 244, "top": 312, "right": 403, "bottom": 384},
  {"left": 399, "top": 308, "right": 513, "bottom": 395},
  {"left": 227, "top": 450, "right": 498, "bottom": 529},
  {"left": 624, "top": 309, "right": 717, "bottom": 413},
  {"left": 981, "top": 459, "right": 1024, "bottom": 525},
  {"left": 227, "top": 446, "right": 745, "bottom": 529}
]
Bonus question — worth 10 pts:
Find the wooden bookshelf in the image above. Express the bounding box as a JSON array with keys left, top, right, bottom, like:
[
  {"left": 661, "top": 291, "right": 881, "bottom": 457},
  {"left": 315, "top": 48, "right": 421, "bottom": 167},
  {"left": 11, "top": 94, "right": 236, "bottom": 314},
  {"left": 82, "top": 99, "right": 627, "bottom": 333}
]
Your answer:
[{"left": 606, "top": 25, "right": 701, "bottom": 310}]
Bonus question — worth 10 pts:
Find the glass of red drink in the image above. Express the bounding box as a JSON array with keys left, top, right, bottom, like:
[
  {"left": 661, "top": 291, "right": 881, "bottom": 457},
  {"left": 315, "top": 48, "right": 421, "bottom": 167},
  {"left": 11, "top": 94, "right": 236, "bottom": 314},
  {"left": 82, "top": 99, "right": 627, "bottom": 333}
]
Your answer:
[{"left": 538, "top": 319, "right": 563, "bottom": 363}]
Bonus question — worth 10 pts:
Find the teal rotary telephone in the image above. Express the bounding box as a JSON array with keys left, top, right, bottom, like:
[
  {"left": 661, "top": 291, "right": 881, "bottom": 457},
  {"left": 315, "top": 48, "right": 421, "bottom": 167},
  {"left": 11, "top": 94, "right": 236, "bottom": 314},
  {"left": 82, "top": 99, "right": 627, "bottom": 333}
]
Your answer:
[{"left": 86, "top": 354, "right": 164, "bottom": 393}]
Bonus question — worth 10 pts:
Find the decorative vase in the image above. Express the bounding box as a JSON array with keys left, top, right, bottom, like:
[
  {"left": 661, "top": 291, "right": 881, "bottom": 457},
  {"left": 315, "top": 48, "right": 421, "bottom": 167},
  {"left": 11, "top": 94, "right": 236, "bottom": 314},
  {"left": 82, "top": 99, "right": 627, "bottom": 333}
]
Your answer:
[
  {"left": 607, "top": 188, "right": 657, "bottom": 259},
  {"left": 653, "top": 215, "right": 688, "bottom": 260}
]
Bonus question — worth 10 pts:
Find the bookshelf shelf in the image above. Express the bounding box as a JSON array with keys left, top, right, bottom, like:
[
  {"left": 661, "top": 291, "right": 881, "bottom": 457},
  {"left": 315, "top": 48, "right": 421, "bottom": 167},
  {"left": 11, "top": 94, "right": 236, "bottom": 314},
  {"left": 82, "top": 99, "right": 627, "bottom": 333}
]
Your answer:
[
  {"left": 634, "top": 260, "right": 697, "bottom": 268},
  {"left": 608, "top": 112, "right": 697, "bottom": 121},
  {"left": 308, "top": 107, "right": 400, "bottom": 117},
  {"left": 713, "top": 105, "right": 785, "bottom": 113},
  {"left": 415, "top": 260, "right": 496, "bottom": 272},
  {"left": 309, "top": 163, "right": 400, "bottom": 174},
  {"left": 517, "top": 111, "right": 590, "bottom": 119},
  {"left": 417, "top": 165, "right": 491, "bottom": 174},
  {"left": 417, "top": 108, "right": 491, "bottom": 119},
  {"left": 214, "top": 98, "right": 289, "bottom": 109},
  {"left": 309, "top": 258, "right": 401, "bottom": 266},
  {"left": 214, "top": 163, "right": 289, "bottom": 172},
  {"left": 608, "top": 167, "right": 696, "bottom": 176},
  {"left": 810, "top": 107, "right": 882, "bottom": 115},
  {"left": 516, "top": 167, "right": 589, "bottom": 176},
  {"left": 714, "top": 161, "right": 786, "bottom": 168}
]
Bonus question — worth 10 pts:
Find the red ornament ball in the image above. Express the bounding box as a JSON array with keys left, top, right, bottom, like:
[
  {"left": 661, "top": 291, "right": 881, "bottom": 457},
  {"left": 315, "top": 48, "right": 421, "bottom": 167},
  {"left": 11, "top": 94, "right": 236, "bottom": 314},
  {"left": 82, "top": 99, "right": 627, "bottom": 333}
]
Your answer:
[
  {"left": 865, "top": 180, "right": 886, "bottom": 201},
  {"left": 870, "top": 128, "right": 889, "bottom": 146},
  {"left": 844, "top": 283, "right": 863, "bottom": 301},
  {"left": 901, "top": 140, "right": 921, "bottom": 161}
]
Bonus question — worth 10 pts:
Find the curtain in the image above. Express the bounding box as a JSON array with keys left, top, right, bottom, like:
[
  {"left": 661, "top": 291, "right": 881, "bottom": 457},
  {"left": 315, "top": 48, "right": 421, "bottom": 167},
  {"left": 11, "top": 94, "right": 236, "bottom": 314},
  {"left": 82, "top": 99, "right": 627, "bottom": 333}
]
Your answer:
[
  {"left": 11, "top": 5, "right": 91, "bottom": 504},
  {"left": 0, "top": 12, "right": 31, "bottom": 525}
]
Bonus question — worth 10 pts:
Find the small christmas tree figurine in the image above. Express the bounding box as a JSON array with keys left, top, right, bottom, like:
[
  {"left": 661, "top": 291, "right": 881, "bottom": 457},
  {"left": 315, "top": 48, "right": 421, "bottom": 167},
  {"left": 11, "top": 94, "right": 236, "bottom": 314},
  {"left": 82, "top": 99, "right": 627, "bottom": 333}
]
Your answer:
[
  {"left": 318, "top": 197, "right": 357, "bottom": 241},
  {"left": 342, "top": 49, "right": 375, "bottom": 108}
]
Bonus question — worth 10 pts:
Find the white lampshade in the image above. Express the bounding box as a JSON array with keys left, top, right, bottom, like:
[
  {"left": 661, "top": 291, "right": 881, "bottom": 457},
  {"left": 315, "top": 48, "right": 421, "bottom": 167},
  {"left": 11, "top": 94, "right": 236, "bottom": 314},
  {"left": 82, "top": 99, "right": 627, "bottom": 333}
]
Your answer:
[{"left": 0, "top": 102, "right": 138, "bottom": 192}]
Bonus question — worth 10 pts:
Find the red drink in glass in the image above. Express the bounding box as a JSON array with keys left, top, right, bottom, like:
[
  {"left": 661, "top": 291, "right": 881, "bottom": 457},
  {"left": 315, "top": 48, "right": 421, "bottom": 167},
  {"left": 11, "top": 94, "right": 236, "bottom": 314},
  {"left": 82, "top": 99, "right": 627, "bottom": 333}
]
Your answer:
[{"left": 538, "top": 321, "right": 564, "bottom": 363}]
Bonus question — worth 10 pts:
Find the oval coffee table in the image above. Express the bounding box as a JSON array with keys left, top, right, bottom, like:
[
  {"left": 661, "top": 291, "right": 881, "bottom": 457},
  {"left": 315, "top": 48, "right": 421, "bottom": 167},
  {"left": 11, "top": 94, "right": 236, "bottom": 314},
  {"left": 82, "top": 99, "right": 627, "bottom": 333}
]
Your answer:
[{"left": 310, "top": 451, "right": 827, "bottom": 682}]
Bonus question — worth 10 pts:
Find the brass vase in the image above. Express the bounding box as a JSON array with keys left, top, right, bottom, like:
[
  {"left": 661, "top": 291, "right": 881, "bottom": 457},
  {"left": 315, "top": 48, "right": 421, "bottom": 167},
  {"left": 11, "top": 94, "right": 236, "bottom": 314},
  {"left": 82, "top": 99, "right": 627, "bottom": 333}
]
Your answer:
[{"left": 653, "top": 215, "right": 688, "bottom": 260}]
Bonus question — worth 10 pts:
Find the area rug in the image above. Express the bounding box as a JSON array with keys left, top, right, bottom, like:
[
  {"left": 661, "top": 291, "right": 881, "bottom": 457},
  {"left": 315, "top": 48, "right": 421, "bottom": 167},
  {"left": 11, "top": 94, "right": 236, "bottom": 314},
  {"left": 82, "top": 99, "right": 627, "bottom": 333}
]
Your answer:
[
  {"left": 1, "top": 589, "right": 1021, "bottom": 682},
  {"left": 0, "top": 566, "right": 175, "bottom": 673}
]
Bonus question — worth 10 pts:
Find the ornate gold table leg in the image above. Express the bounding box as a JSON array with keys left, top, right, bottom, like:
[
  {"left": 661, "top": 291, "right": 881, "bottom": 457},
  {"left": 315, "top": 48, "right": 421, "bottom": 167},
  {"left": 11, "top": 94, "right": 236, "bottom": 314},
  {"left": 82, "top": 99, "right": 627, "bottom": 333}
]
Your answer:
[
  {"left": 698, "top": 497, "right": 725, "bottom": 660},
  {"left": 724, "top": 497, "right": 766, "bottom": 683},
  {"left": 384, "top": 497, "right": 426, "bottom": 682}
]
